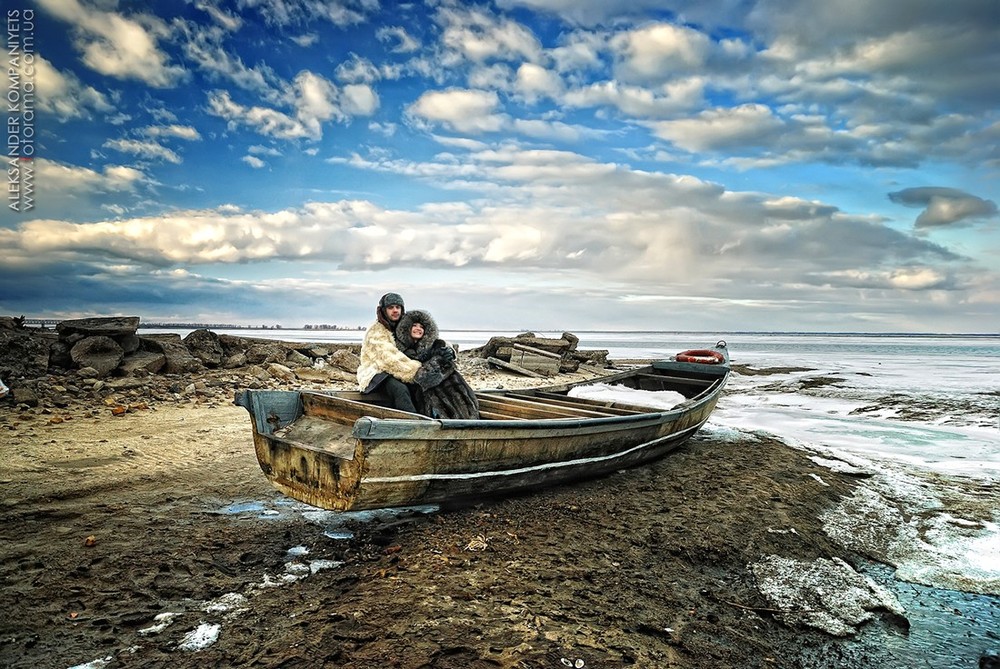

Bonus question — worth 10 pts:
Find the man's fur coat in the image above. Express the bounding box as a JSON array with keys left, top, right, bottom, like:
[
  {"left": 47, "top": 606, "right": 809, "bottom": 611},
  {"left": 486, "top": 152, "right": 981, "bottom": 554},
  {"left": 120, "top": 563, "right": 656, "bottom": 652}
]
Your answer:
[{"left": 356, "top": 318, "right": 421, "bottom": 393}]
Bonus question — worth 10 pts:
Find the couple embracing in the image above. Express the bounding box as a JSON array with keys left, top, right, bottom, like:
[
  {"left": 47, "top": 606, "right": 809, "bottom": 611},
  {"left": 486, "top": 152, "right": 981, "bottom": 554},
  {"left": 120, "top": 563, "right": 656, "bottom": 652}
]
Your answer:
[{"left": 356, "top": 292, "right": 480, "bottom": 420}]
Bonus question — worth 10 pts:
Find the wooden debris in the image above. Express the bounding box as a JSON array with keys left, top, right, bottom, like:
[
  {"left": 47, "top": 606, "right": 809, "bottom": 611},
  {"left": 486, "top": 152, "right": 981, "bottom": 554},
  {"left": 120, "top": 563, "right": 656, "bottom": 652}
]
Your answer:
[
  {"left": 486, "top": 357, "right": 545, "bottom": 377},
  {"left": 475, "top": 332, "right": 608, "bottom": 376}
]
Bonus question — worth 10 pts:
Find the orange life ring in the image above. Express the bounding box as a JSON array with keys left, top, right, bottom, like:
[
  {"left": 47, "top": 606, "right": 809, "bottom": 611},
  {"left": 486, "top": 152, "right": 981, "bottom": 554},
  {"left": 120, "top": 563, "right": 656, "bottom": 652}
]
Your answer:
[{"left": 675, "top": 349, "right": 725, "bottom": 365}]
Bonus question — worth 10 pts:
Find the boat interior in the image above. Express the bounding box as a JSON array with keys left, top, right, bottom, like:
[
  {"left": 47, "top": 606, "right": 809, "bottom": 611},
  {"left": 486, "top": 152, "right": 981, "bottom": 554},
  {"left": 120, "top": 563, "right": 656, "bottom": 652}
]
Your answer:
[{"left": 303, "top": 365, "right": 721, "bottom": 423}]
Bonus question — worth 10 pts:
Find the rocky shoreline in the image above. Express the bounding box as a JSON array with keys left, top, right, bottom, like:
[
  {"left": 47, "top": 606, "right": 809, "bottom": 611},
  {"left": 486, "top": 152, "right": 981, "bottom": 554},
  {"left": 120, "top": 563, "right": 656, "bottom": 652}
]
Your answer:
[{"left": 0, "top": 316, "right": 614, "bottom": 414}]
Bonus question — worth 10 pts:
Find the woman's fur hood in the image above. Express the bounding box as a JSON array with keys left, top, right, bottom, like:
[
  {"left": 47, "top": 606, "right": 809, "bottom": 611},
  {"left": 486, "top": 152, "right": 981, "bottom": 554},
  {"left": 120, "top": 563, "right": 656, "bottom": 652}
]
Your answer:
[{"left": 395, "top": 309, "right": 441, "bottom": 358}]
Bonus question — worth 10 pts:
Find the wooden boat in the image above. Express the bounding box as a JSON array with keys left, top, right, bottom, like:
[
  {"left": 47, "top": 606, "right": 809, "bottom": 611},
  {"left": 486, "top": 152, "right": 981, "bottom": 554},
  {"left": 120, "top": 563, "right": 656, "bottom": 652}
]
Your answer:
[{"left": 235, "top": 341, "right": 731, "bottom": 511}]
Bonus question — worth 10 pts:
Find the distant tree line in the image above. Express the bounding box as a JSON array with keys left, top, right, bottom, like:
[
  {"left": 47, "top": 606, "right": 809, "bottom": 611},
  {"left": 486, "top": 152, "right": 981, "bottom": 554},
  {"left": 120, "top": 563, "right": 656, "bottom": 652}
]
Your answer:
[{"left": 21, "top": 318, "right": 366, "bottom": 331}]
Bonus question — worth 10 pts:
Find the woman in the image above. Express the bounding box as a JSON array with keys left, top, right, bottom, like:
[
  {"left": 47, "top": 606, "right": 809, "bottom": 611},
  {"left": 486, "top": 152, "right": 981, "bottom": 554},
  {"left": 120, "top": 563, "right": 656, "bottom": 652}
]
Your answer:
[
  {"left": 356, "top": 292, "right": 421, "bottom": 413},
  {"left": 395, "top": 309, "right": 480, "bottom": 419}
]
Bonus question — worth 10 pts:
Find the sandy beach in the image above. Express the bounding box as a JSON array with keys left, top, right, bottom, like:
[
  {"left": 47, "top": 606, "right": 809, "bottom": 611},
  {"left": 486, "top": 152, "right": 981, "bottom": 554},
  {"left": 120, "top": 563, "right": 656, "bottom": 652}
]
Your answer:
[{"left": 0, "top": 358, "right": 909, "bottom": 668}]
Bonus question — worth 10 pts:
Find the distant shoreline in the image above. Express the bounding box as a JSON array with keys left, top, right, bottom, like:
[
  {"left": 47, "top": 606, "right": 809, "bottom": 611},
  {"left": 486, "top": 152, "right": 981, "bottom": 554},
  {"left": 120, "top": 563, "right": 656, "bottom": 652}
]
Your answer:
[{"left": 13, "top": 319, "right": 998, "bottom": 337}]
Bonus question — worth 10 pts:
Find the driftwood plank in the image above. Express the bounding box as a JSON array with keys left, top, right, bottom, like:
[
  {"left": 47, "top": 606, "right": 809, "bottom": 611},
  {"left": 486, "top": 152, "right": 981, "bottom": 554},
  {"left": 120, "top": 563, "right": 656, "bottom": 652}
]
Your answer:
[
  {"left": 512, "top": 343, "right": 562, "bottom": 359},
  {"left": 508, "top": 343, "right": 561, "bottom": 375},
  {"left": 487, "top": 356, "right": 545, "bottom": 377},
  {"left": 576, "top": 363, "right": 609, "bottom": 374}
]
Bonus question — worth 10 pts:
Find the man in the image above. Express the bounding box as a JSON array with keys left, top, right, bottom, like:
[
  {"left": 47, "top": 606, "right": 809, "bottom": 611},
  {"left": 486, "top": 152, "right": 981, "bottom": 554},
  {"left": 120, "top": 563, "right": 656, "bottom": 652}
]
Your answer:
[{"left": 356, "top": 292, "right": 421, "bottom": 413}]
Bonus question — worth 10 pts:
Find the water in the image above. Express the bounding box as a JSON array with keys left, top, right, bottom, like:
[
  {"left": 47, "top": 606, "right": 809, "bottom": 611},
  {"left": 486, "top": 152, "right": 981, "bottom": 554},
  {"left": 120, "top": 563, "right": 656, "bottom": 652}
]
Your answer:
[{"left": 152, "top": 327, "right": 1000, "bottom": 666}]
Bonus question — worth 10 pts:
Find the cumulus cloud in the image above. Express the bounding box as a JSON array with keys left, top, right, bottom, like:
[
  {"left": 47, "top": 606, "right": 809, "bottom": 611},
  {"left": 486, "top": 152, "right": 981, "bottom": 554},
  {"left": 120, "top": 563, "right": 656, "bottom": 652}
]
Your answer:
[
  {"left": 564, "top": 78, "right": 705, "bottom": 117},
  {"left": 206, "top": 69, "right": 379, "bottom": 141},
  {"left": 889, "top": 187, "right": 999, "bottom": 229},
  {"left": 8, "top": 148, "right": 961, "bottom": 299},
  {"left": 514, "top": 63, "right": 564, "bottom": 102},
  {"left": 208, "top": 90, "right": 313, "bottom": 139},
  {"left": 236, "top": 0, "right": 377, "bottom": 27},
  {"left": 142, "top": 125, "right": 202, "bottom": 141},
  {"left": 497, "top": 0, "right": 674, "bottom": 27},
  {"left": 248, "top": 145, "right": 282, "bottom": 157},
  {"left": 36, "top": 159, "right": 147, "bottom": 193},
  {"left": 436, "top": 5, "right": 543, "bottom": 63},
  {"left": 651, "top": 104, "right": 786, "bottom": 152},
  {"left": 336, "top": 55, "right": 382, "bottom": 84},
  {"left": 611, "top": 22, "right": 712, "bottom": 82},
  {"left": 36, "top": 0, "right": 186, "bottom": 87},
  {"left": 104, "top": 138, "right": 182, "bottom": 164},
  {"left": 290, "top": 33, "right": 319, "bottom": 47},
  {"left": 194, "top": 0, "right": 243, "bottom": 31},
  {"left": 407, "top": 89, "right": 507, "bottom": 133},
  {"left": 377, "top": 26, "right": 421, "bottom": 53},
  {"left": 341, "top": 84, "right": 380, "bottom": 115},
  {"left": 176, "top": 19, "right": 280, "bottom": 97},
  {"left": 28, "top": 56, "right": 114, "bottom": 121}
]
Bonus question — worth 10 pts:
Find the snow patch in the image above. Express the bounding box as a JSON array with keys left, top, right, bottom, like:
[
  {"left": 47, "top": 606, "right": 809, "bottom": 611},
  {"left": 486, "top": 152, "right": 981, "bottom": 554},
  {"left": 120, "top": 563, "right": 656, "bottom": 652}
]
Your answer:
[
  {"left": 751, "top": 555, "right": 905, "bottom": 637},
  {"left": 177, "top": 622, "right": 221, "bottom": 651}
]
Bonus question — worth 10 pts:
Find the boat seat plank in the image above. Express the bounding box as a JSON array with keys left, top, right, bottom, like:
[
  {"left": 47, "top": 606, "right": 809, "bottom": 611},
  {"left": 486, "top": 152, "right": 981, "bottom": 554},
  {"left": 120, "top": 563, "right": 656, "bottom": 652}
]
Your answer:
[
  {"left": 273, "top": 416, "right": 356, "bottom": 458},
  {"left": 508, "top": 392, "right": 646, "bottom": 415},
  {"left": 302, "top": 392, "right": 433, "bottom": 424},
  {"left": 503, "top": 392, "right": 632, "bottom": 417},
  {"left": 478, "top": 393, "right": 605, "bottom": 416},
  {"left": 634, "top": 372, "right": 711, "bottom": 387},
  {"left": 477, "top": 395, "right": 589, "bottom": 420},
  {"left": 478, "top": 409, "right": 529, "bottom": 421}
]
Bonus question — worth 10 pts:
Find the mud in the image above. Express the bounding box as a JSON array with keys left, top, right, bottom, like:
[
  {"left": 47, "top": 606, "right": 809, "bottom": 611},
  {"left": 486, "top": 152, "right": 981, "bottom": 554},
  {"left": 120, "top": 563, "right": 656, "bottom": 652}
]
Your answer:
[{"left": 0, "top": 372, "right": 904, "bottom": 668}]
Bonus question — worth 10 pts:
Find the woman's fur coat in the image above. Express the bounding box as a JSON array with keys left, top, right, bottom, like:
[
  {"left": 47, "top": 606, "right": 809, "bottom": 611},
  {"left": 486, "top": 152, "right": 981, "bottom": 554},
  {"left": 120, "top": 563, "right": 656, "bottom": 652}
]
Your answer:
[{"left": 395, "top": 310, "right": 480, "bottom": 419}]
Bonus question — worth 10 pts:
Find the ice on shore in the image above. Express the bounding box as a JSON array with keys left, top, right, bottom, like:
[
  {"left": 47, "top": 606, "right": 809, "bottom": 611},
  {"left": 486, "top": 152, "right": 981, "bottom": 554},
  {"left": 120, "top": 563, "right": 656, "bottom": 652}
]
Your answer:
[
  {"left": 66, "top": 657, "right": 112, "bottom": 669},
  {"left": 823, "top": 482, "right": 1000, "bottom": 596},
  {"left": 137, "top": 611, "right": 181, "bottom": 636},
  {"left": 751, "top": 555, "right": 906, "bottom": 637},
  {"left": 202, "top": 592, "right": 248, "bottom": 615},
  {"left": 177, "top": 622, "right": 221, "bottom": 651}
]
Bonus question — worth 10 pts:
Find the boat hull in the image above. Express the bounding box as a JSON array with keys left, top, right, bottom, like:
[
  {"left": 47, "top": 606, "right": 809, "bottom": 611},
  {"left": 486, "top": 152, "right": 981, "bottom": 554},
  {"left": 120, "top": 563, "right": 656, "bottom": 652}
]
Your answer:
[{"left": 236, "top": 345, "right": 730, "bottom": 511}]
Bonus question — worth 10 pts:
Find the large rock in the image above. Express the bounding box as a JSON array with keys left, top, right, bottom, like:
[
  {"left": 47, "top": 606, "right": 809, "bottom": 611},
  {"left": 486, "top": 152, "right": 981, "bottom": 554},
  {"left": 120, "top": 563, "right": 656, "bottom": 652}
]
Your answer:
[
  {"left": 284, "top": 349, "right": 312, "bottom": 368},
  {"left": 11, "top": 386, "right": 38, "bottom": 406},
  {"left": 222, "top": 352, "right": 248, "bottom": 369},
  {"left": 266, "top": 362, "right": 296, "bottom": 381},
  {"left": 246, "top": 342, "right": 288, "bottom": 365},
  {"left": 183, "top": 329, "right": 224, "bottom": 367},
  {"left": 140, "top": 334, "right": 203, "bottom": 374},
  {"left": 117, "top": 333, "right": 141, "bottom": 354},
  {"left": 56, "top": 316, "right": 140, "bottom": 338},
  {"left": 329, "top": 349, "right": 360, "bottom": 373},
  {"left": 70, "top": 336, "right": 124, "bottom": 377},
  {"left": 118, "top": 351, "right": 167, "bottom": 376},
  {"left": 0, "top": 330, "right": 54, "bottom": 380},
  {"left": 48, "top": 340, "right": 73, "bottom": 369}
]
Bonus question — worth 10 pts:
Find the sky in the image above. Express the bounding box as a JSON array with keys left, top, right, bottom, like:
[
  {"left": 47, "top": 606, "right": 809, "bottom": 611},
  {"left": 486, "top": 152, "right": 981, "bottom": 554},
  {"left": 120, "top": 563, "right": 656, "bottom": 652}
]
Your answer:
[{"left": 1, "top": 0, "right": 998, "bottom": 333}]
